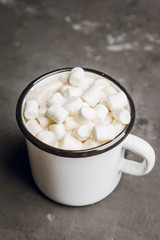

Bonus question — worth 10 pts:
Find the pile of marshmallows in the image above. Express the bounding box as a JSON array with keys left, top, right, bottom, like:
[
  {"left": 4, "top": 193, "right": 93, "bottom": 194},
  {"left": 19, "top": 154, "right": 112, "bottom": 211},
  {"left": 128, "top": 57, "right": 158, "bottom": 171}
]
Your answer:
[{"left": 24, "top": 67, "right": 131, "bottom": 150}]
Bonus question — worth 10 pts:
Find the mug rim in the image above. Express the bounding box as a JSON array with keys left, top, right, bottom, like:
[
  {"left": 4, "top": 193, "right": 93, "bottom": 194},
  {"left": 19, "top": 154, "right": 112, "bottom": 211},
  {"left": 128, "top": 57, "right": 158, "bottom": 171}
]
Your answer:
[{"left": 16, "top": 67, "right": 135, "bottom": 158}]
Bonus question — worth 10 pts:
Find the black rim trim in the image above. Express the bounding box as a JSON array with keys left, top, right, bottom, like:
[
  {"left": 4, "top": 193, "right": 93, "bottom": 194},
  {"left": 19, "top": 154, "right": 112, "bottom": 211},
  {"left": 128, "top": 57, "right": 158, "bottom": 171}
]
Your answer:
[{"left": 16, "top": 67, "right": 135, "bottom": 158}]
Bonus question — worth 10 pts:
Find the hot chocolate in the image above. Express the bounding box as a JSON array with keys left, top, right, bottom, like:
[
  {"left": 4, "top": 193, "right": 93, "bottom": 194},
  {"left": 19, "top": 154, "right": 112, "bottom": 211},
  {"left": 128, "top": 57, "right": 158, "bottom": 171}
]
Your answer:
[{"left": 23, "top": 67, "right": 131, "bottom": 150}]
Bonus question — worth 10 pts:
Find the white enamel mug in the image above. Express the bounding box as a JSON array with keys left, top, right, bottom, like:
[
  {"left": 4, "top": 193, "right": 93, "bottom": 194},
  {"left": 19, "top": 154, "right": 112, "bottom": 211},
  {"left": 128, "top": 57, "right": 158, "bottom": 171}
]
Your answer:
[{"left": 16, "top": 68, "right": 155, "bottom": 206}]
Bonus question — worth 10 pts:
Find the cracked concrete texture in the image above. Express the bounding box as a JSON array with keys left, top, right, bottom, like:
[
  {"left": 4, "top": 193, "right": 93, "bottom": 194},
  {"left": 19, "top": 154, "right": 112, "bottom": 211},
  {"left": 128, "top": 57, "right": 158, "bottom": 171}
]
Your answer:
[{"left": 0, "top": 0, "right": 160, "bottom": 239}]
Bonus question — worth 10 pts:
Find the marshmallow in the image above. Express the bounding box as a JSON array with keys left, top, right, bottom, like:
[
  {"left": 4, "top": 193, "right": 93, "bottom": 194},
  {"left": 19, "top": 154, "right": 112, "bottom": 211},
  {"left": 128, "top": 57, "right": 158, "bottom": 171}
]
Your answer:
[
  {"left": 112, "top": 119, "right": 125, "bottom": 135},
  {"left": 59, "top": 73, "right": 69, "bottom": 84},
  {"left": 88, "top": 121, "right": 96, "bottom": 128},
  {"left": 59, "top": 85, "right": 71, "bottom": 95},
  {"left": 48, "top": 92, "right": 66, "bottom": 106},
  {"left": 46, "top": 103, "right": 69, "bottom": 123},
  {"left": 32, "top": 83, "right": 46, "bottom": 93},
  {"left": 26, "top": 91, "right": 44, "bottom": 105},
  {"left": 63, "top": 97, "right": 83, "bottom": 115},
  {"left": 80, "top": 77, "right": 95, "bottom": 90},
  {"left": 94, "top": 78, "right": 110, "bottom": 89},
  {"left": 104, "top": 112, "right": 113, "bottom": 124},
  {"left": 93, "top": 124, "right": 116, "bottom": 142},
  {"left": 83, "top": 139, "right": 99, "bottom": 149},
  {"left": 49, "top": 123, "right": 65, "bottom": 140},
  {"left": 63, "top": 87, "right": 83, "bottom": 99},
  {"left": 60, "top": 135, "right": 83, "bottom": 150},
  {"left": 64, "top": 116, "right": 80, "bottom": 130},
  {"left": 105, "top": 91, "right": 128, "bottom": 111},
  {"left": 93, "top": 104, "right": 109, "bottom": 123},
  {"left": 26, "top": 119, "right": 42, "bottom": 136},
  {"left": 73, "top": 125, "right": 92, "bottom": 141},
  {"left": 37, "top": 114, "right": 50, "bottom": 127},
  {"left": 83, "top": 77, "right": 95, "bottom": 85},
  {"left": 82, "top": 102, "right": 90, "bottom": 108},
  {"left": 36, "top": 130, "right": 56, "bottom": 146},
  {"left": 44, "top": 80, "right": 62, "bottom": 93},
  {"left": 66, "top": 130, "right": 73, "bottom": 136},
  {"left": 69, "top": 67, "right": 85, "bottom": 86},
  {"left": 76, "top": 105, "right": 95, "bottom": 124},
  {"left": 38, "top": 106, "right": 47, "bottom": 115},
  {"left": 24, "top": 99, "right": 38, "bottom": 120},
  {"left": 81, "top": 85, "right": 104, "bottom": 107},
  {"left": 80, "top": 83, "right": 91, "bottom": 91},
  {"left": 112, "top": 107, "right": 131, "bottom": 124},
  {"left": 46, "top": 91, "right": 53, "bottom": 101},
  {"left": 103, "top": 85, "right": 118, "bottom": 97}
]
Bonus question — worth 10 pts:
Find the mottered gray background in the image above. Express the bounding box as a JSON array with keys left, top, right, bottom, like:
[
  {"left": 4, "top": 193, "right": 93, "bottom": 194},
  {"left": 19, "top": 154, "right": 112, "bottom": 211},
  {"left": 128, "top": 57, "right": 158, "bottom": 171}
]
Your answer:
[{"left": 0, "top": 0, "right": 160, "bottom": 239}]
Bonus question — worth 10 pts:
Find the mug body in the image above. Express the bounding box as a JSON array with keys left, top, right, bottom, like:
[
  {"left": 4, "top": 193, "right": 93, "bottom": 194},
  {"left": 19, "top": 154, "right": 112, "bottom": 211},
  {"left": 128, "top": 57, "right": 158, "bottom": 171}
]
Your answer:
[
  {"left": 27, "top": 140, "right": 124, "bottom": 206},
  {"left": 16, "top": 67, "right": 138, "bottom": 206}
]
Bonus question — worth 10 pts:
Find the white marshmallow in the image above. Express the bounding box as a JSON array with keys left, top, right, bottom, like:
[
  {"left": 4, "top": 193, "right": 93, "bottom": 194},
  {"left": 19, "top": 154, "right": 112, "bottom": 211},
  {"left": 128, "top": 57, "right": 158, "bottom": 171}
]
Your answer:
[
  {"left": 112, "top": 107, "right": 131, "bottom": 124},
  {"left": 105, "top": 91, "right": 128, "bottom": 111},
  {"left": 59, "top": 73, "right": 69, "bottom": 84},
  {"left": 37, "top": 114, "right": 50, "bottom": 127},
  {"left": 80, "top": 77, "right": 95, "bottom": 90},
  {"left": 38, "top": 106, "right": 47, "bottom": 115},
  {"left": 64, "top": 116, "right": 80, "bottom": 130},
  {"left": 88, "top": 121, "right": 96, "bottom": 128},
  {"left": 46, "top": 103, "right": 69, "bottom": 123},
  {"left": 76, "top": 105, "right": 95, "bottom": 124},
  {"left": 93, "top": 104, "right": 109, "bottom": 123},
  {"left": 73, "top": 125, "right": 92, "bottom": 141},
  {"left": 66, "top": 130, "right": 73, "bottom": 135},
  {"left": 103, "top": 85, "right": 118, "bottom": 96},
  {"left": 26, "top": 91, "right": 44, "bottom": 105},
  {"left": 112, "top": 119, "right": 125, "bottom": 135},
  {"left": 49, "top": 123, "right": 65, "bottom": 140},
  {"left": 63, "top": 87, "right": 83, "bottom": 99},
  {"left": 93, "top": 124, "right": 116, "bottom": 142},
  {"left": 80, "top": 83, "right": 91, "bottom": 91},
  {"left": 48, "top": 92, "right": 66, "bottom": 106},
  {"left": 45, "top": 91, "right": 53, "bottom": 102},
  {"left": 69, "top": 67, "right": 85, "bottom": 86},
  {"left": 83, "top": 77, "right": 95, "bottom": 85},
  {"left": 60, "top": 135, "right": 83, "bottom": 150},
  {"left": 59, "top": 85, "right": 71, "bottom": 95},
  {"left": 94, "top": 78, "right": 110, "bottom": 89},
  {"left": 36, "top": 130, "right": 56, "bottom": 146},
  {"left": 81, "top": 85, "right": 104, "bottom": 107},
  {"left": 26, "top": 119, "right": 42, "bottom": 136},
  {"left": 24, "top": 99, "right": 38, "bottom": 120},
  {"left": 44, "top": 80, "right": 62, "bottom": 93},
  {"left": 32, "top": 83, "right": 47, "bottom": 93},
  {"left": 82, "top": 102, "right": 90, "bottom": 108},
  {"left": 63, "top": 97, "right": 83, "bottom": 115},
  {"left": 104, "top": 112, "right": 113, "bottom": 124},
  {"left": 83, "top": 139, "right": 99, "bottom": 149}
]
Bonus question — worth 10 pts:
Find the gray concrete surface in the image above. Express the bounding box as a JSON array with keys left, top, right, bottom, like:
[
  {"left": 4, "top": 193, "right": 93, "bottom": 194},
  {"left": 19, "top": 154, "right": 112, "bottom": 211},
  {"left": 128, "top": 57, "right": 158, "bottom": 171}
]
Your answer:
[{"left": 0, "top": 0, "right": 160, "bottom": 239}]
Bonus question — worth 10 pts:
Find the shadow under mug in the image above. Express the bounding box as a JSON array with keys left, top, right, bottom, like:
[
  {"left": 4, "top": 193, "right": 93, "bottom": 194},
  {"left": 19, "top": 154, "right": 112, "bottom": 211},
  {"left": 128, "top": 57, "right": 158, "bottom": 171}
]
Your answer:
[{"left": 16, "top": 68, "right": 155, "bottom": 206}]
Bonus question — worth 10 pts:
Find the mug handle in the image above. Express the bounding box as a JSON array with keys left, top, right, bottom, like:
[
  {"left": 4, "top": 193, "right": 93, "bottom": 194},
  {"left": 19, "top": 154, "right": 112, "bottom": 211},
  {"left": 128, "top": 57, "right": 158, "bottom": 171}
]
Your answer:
[{"left": 120, "top": 134, "right": 155, "bottom": 176}]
